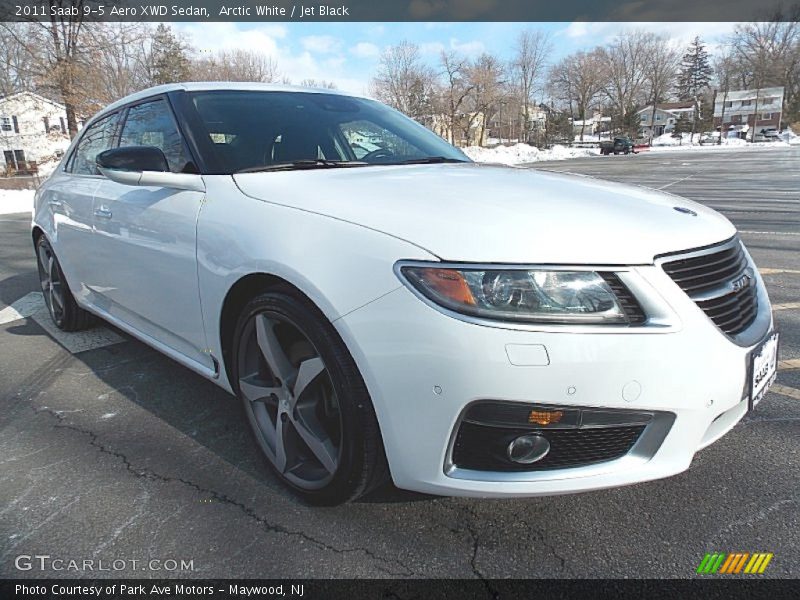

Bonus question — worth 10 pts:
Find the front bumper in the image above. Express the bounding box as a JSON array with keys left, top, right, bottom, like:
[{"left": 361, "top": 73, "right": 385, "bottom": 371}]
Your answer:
[{"left": 335, "top": 262, "right": 773, "bottom": 498}]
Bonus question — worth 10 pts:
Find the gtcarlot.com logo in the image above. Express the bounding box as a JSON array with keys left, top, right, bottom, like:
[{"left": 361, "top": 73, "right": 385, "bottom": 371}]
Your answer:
[
  {"left": 15, "top": 554, "right": 194, "bottom": 572},
  {"left": 696, "top": 552, "right": 773, "bottom": 575}
]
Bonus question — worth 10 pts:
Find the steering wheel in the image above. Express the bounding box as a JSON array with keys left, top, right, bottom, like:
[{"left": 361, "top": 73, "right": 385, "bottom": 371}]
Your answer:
[{"left": 361, "top": 148, "right": 396, "bottom": 163}]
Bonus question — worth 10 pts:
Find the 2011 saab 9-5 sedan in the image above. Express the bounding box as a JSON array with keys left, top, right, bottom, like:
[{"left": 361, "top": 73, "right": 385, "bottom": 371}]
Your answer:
[{"left": 33, "top": 83, "right": 779, "bottom": 505}]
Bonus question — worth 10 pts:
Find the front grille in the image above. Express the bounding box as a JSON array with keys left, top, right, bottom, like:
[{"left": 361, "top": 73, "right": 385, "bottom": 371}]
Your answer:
[
  {"left": 452, "top": 422, "right": 646, "bottom": 472},
  {"left": 662, "top": 240, "right": 758, "bottom": 336}
]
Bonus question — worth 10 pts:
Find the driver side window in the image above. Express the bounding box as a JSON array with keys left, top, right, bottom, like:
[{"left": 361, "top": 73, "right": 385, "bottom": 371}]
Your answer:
[{"left": 339, "top": 120, "right": 423, "bottom": 159}]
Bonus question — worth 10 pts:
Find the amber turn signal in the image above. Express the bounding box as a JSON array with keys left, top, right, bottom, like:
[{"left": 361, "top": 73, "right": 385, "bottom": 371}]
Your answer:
[{"left": 528, "top": 410, "right": 563, "bottom": 426}]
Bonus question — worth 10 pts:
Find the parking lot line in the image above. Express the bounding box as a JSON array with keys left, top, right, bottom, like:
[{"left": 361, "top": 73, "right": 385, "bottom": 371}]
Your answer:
[
  {"left": 779, "top": 359, "right": 800, "bottom": 371},
  {"left": 771, "top": 384, "right": 800, "bottom": 401},
  {"left": 759, "top": 268, "right": 800, "bottom": 275},
  {"left": 0, "top": 291, "right": 44, "bottom": 325},
  {"left": 773, "top": 302, "right": 800, "bottom": 311}
]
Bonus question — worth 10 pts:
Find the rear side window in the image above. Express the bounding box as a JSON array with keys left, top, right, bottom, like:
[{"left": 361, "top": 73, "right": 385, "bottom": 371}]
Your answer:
[
  {"left": 119, "top": 99, "right": 190, "bottom": 173},
  {"left": 68, "top": 113, "right": 119, "bottom": 175}
]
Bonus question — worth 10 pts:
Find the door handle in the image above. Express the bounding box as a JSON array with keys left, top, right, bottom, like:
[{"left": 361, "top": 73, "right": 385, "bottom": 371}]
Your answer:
[{"left": 94, "top": 206, "right": 113, "bottom": 219}]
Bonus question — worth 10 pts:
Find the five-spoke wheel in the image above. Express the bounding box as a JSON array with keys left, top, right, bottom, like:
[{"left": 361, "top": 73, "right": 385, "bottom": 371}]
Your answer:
[
  {"left": 35, "top": 236, "right": 93, "bottom": 331},
  {"left": 232, "top": 287, "right": 387, "bottom": 504}
]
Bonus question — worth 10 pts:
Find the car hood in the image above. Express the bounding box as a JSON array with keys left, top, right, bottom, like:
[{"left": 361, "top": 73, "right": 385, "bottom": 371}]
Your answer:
[{"left": 233, "top": 163, "right": 735, "bottom": 264}]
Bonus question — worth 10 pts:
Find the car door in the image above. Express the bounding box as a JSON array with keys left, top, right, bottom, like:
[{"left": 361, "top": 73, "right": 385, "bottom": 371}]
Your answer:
[
  {"left": 91, "top": 97, "right": 211, "bottom": 370},
  {"left": 44, "top": 112, "right": 121, "bottom": 301}
]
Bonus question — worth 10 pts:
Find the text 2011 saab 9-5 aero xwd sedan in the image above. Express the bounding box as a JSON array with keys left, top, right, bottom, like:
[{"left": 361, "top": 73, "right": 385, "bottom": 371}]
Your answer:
[{"left": 33, "top": 83, "right": 778, "bottom": 504}]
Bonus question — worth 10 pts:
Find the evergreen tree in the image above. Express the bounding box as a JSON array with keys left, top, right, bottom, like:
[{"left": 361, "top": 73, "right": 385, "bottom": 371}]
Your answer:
[
  {"left": 677, "top": 37, "right": 713, "bottom": 142},
  {"left": 672, "top": 113, "right": 691, "bottom": 144},
  {"left": 148, "top": 24, "right": 191, "bottom": 86}
]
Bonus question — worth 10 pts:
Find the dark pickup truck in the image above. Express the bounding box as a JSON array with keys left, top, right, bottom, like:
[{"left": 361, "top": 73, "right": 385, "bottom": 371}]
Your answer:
[{"left": 600, "top": 137, "right": 636, "bottom": 155}]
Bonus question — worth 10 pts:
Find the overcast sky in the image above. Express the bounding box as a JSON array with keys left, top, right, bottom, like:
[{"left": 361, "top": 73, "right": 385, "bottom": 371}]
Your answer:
[{"left": 174, "top": 22, "right": 742, "bottom": 95}]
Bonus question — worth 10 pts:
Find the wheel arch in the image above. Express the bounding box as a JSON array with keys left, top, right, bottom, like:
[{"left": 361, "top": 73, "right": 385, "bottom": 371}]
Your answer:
[{"left": 218, "top": 272, "right": 330, "bottom": 389}]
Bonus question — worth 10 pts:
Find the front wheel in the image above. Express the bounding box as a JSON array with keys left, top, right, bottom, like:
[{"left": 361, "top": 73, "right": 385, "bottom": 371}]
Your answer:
[{"left": 231, "top": 287, "right": 388, "bottom": 505}]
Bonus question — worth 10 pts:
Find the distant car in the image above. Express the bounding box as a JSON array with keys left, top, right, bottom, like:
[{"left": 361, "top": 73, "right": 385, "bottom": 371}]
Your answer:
[
  {"left": 699, "top": 132, "right": 719, "bottom": 145},
  {"left": 33, "top": 82, "right": 778, "bottom": 504},
  {"left": 600, "top": 136, "right": 635, "bottom": 155},
  {"left": 759, "top": 128, "right": 780, "bottom": 140}
]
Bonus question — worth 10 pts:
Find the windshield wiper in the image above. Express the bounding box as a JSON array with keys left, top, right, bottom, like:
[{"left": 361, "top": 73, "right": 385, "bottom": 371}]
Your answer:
[
  {"left": 236, "top": 160, "right": 369, "bottom": 174},
  {"left": 389, "top": 156, "right": 470, "bottom": 165}
]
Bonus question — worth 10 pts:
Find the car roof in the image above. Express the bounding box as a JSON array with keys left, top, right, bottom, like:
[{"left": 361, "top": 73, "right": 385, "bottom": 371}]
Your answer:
[{"left": 97, "top": 81, "right": 367, "bottom": 120}]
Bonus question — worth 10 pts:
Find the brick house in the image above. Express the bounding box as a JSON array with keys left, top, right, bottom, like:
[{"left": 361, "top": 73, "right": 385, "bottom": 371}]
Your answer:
[{"left": 713, "top": 87, "right": 784, "bottom": 137}]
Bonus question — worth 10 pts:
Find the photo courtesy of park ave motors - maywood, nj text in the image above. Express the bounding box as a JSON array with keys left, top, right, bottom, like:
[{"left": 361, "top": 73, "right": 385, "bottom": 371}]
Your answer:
[{"left": 0, "top": 0, "right": 798, "bottom": 595}]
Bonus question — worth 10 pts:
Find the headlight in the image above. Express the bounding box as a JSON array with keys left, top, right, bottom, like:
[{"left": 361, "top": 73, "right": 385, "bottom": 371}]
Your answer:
[{"left": 399, "top": 265, "right": 638, "bottom": 324}]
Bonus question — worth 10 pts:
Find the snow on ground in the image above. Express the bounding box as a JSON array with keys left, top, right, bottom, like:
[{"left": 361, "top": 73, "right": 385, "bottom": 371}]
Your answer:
[
  {"left": 0, "top": 189, "right": 35, "bottom": 215},
  {"left": 463, "top": 143, "right": 597, "bottom": 165},
  {"left": 648, "top": 132, "right": 791, "bottom": 152}
]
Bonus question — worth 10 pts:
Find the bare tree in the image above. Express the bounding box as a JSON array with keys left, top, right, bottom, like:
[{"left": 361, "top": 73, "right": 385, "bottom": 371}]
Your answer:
[
  {"left": 438, "top": 50, "right": 474, "bottom": 145},
  {"left": 713, "top": 49, "right": 737, "bottom": 144},
  {"left": 0, "top": 24, "right": 39, "bottom": 96},
  {"left": 644, "top": 35, "right": 680, "bottom": 143},
  {"left": 298, "top": 79, "right": 337, "bottom": 89},
  {"left": 192, "top": 49, "right": 280, "bottom": 83},
  {"left": 88, "top": 23, "right": 152, "bottom": 106},
  {"left": 465, "top": 53, "right": 506, "bottom": 145},
  {"left": 370, "top": 41, "right": 436, "bottom": 124},
  {"left": 597, "top": 30, "right": 652, "bottom": 136},
  {"left": 1, "top": 1, "right": 100, "bottom": 136},
  {"left": 509, "top": 30, "right": 552, "bottom": 143},
  {"left": 731, "top": 12, "right": 800, "bottom": 131},
  {"left": 548, "top": 49, "right": 603, "bottom": 141}
]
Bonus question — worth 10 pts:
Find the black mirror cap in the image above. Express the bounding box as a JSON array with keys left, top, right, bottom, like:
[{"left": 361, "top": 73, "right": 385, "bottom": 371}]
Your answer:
[{"left": 96, "top": 146, "right": 169, "bottom": 173}]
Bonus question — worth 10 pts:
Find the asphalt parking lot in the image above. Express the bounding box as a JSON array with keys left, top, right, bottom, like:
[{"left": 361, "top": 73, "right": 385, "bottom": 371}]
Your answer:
[{"left": 1, "top": 146, "right": 798, "bottom": 580}]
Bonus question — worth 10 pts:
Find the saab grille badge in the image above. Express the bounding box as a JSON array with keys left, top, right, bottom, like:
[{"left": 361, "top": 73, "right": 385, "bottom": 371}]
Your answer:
[
  {"left": 674, "top": 206, "right": 697, "bottom": 216},
  {"left": 731, "top": 273, "right": 752, "bottom": 293}
]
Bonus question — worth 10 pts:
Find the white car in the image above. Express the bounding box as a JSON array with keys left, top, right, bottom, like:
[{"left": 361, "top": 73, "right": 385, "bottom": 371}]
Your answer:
[{"left": 33, "top": 83, "right": 779, "bottom": 504}]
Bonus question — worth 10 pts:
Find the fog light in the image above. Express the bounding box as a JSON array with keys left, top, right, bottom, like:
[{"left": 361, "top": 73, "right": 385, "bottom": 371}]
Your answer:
[{"left": 507, "top": 434, "right": 550, "bottom": 464}]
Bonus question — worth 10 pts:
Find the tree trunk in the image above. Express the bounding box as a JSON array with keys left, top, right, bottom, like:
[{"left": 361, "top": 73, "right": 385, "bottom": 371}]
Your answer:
[
  {"left": 750, "top": 89, "right": 760, "bottom": 143},
  {"left": 718, "top": 90, "right": 727, "bottom": 145},
  {"left": 650, "top": 104, "right": 658, "bottom": 145},
  {"left": 690, "top": 98, "right": 698, "bottom": 143}
]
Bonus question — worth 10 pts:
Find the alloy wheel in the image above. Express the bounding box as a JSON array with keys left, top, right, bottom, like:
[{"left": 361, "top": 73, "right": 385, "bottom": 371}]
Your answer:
[
  {"left": 37, "top": 242, "right": 65, "bottom": 323},
  {"left": 237, "top": 311, "right": 342, "bottom": 490}
]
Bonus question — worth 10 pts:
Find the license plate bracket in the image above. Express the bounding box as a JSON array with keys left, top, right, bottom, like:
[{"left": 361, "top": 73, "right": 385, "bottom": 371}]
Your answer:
[{"left": 749, "top": 332, "right": 779, "bottom": 411}]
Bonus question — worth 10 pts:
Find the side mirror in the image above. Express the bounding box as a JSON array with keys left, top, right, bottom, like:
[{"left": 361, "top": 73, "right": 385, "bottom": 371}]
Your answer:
[
  {"left": 96, "top": 146, "right": 204, "bottom": 192},
  {"left": 97, "top": 146, "right": 169, "bottom": 173}
]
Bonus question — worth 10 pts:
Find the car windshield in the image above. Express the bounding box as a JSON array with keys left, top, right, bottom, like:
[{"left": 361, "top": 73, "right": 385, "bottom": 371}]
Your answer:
[{"left": 186, "top": 90, "right": 470, "bottom": 174}]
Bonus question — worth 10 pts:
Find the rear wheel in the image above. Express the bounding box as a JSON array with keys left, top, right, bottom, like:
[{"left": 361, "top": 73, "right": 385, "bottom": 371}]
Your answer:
[
  {"left": 35, "top": 236, "right": 93, "bottom": 331},
  {"left": 231, "top": 287, "right": 388, "bottom": 505}
]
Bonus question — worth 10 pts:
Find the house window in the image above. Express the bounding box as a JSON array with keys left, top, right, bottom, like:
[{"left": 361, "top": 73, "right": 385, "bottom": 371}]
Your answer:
[
  {"left": 761, "top": 113, "right": 772, "bottom": 120},
  {"left": 762, "top": 97, "right": 773, "bottom": 105},
  {"left": 1, "top": 116, "right": 12, "bottom": 132},
  {"left": 59, "top": 117, "right": 66, "bottom": 134},
  {"left": 640, "top": 114, "right": 647, "bottom": 122},
  {"left": 655, "top": 115, "right": 662, "bottom": 121},
  {"left": 724, "top": 101, "right": 733, "bottom": 108},
  {"left": 3, "top": 149, "right": 25, "bottom": 170},
  {"left": 43, "top": 116, "right": 50, "bottom": 132},
  {"left": 741, "top": 100, "right": 752, "bottom": 107}
]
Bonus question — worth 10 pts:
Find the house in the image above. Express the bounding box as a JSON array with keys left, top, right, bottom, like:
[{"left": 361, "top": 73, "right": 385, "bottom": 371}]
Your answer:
[
  {"left": 713, "top": 87, "right": 784, "bottom": 137},
  {"left": 0, "top": 91, "right": 77, "bottom": 175},
  {"left": 571, "top": 112, "right": 612, "bottom": 138},
  {"left": 637, "top": 102, "right": 696, "bottom": 138}
]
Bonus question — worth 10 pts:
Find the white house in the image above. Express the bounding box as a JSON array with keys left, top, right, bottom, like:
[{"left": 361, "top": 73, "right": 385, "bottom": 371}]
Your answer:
[
  {"left": 714, "top": 87, "right": 784, "bottom": 136},
  {"left": 0, "top": 91, "right": 77, "bottom": 175},
  {"left": 636, "top": 102, "right": 696, "bottom": 138}
]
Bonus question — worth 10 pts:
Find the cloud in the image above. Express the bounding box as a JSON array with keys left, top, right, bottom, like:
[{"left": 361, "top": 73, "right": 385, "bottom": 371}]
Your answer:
[
  {"left": 420, "top": 41, "right": 446, "bottom": 55},
  {"left": 350, "top": 42, "right": 380, "bottom": 59},
  {"left": 449, "top": 38, "right": 485, "bottom": 55},
  {"left": 176, "top": 22, "right": 285, "bottom": 56},
  {"left": 300, "top": 35, "right": 342, "bottom": 54}
]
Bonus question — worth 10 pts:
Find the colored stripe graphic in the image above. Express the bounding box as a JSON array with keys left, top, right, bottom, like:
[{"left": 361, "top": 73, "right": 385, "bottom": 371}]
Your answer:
[{"left": 700, "top": 552, "right": 774, "bottom": 574}]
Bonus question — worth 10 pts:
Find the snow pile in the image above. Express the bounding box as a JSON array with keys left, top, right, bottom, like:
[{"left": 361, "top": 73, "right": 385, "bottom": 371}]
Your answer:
[
  {"left": 463, "top": 143, "right": 596, "bottom": 165},
  {"left": 0, "top": 189, "right": 35, "bottom": 215},
  {"left": 782, "top": 128, "right": 800, "bottom": 145},
  {"left": 649, "top": 132, "right": 790, "bottom": 152}
]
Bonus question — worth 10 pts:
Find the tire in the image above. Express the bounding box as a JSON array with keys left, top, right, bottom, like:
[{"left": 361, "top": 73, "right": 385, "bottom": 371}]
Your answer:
[
  {"left": 35, "top": 236, "right": 93, "bottom": 331},
  {"left": 231, "top": 285, "right": 388, "bottom": 505}
]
